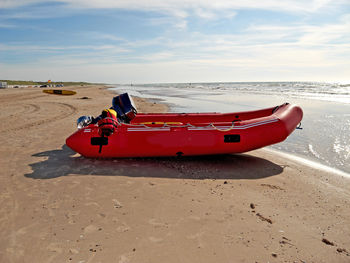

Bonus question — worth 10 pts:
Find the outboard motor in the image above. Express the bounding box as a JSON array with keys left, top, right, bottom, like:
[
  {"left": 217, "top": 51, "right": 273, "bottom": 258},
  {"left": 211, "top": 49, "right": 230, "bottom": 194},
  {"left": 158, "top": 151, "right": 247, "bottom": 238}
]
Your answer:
[{"left": 112, "top": 93, "right": 137, "bottom": 123}]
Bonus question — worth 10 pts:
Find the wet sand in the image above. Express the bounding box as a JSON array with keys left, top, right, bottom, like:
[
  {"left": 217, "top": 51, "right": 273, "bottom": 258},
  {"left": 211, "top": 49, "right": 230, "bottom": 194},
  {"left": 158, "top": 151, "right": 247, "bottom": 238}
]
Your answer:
[{"left": 0, "top": 85, "right": 350, "bottom": 263}]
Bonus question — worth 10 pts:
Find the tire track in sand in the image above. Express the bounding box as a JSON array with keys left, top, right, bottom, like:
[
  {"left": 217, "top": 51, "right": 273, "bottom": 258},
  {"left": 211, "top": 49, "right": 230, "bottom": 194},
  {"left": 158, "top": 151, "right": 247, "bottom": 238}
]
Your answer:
[
  {"left": 0, "top": 102, "right": 77, "bottom": 133},
  {"left": 0, "top": 103, "right": 40, "bottom": 122}
]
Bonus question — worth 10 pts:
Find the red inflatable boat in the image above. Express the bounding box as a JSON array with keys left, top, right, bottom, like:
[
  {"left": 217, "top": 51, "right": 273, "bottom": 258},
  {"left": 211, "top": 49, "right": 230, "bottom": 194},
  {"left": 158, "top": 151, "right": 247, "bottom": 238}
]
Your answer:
[{"left": 66, "top": 102, "right": 303, "bottom": 158}]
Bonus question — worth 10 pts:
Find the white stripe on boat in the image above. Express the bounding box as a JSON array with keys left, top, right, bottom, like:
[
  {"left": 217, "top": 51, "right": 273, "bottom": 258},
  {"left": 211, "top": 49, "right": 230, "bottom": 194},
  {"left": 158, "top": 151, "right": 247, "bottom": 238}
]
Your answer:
[
  {"left": 126, "top": 118, "right": 279, "bottom": 132},
  {"left": 188, "top": 118, "right": 279, "bottom": 131}
]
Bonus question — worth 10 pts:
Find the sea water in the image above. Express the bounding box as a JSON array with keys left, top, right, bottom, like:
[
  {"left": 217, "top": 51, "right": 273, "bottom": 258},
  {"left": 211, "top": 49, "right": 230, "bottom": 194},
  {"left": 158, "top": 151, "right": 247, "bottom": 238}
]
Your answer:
[{"left": 110, "top": 82, "right": 350, "bottom": 175}]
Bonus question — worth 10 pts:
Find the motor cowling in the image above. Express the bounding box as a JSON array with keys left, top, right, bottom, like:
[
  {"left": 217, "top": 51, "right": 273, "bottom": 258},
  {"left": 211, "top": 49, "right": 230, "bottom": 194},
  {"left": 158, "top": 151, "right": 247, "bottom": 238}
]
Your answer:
[{"left": 112, "top": 93, "right": 137, "bottom": 123}]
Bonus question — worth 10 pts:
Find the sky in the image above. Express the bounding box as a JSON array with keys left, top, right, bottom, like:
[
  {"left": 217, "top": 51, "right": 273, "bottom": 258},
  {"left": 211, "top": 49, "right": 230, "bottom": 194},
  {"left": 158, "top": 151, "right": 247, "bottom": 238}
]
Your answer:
[{"left": 0, "top": 0, "right": 349, "bottom": 84}]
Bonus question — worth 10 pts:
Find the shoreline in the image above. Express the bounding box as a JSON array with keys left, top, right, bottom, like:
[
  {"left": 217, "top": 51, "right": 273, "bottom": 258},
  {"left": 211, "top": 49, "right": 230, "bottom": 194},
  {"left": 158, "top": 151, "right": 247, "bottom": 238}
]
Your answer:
[
  {"left": 1, "top": 85, "right": 350, "bottom": 262},
  {"left": 264, "top": 148, "right": 350, "bottom": 178}
]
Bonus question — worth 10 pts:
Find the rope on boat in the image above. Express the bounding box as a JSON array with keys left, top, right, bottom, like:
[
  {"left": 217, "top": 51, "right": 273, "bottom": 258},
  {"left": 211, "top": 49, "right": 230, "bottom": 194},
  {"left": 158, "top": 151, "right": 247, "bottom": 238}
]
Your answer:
[
  {"left": 111, "top": 121, "right": 237, "bottom": 132},
  {"left": 209, "top": 123, "right": 236, "bottom": 132}
]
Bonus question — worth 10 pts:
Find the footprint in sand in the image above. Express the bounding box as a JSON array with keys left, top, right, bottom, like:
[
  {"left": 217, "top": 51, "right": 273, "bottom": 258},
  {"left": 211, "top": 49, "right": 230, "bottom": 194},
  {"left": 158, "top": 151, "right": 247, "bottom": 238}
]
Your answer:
[
  {"left": 113, "top": 199, "right": 123, "bottom": 208},
  {"left": 48, "top": 202, "right": 60, "bottom": 217},
  {"left": 65, "top": 211, "right": 80, "bottom": 224},
  {"left": 148, "top": 218, "right": 168, "bottom": 228},
  {"left": 187, "top": 232, "right": 203, "bottom": 240},
  {"left": 189, "top": 215, "right": 201, "bottom": 221},
  {"left": 6, "top": 247, "right": 24, "bottom": 258},
  {"left": 149, "top": 236, "right": 163, "bottom": 243},
  {"left": 116, "top": 223, "right": 130, "bottom": 233},
  {"left": 83, "top": 224, "right": 99, "bottom": 234},
  {"left": 69, "top": 248, "right": 79, "bottom": 254},
  {"left": 46, "top": 243, "right": 63, "bottom": 253},
  {"left": 118, "top": 254, "right": 132, "bottom": 263},
  {"left": 84, "top": 202, "right": 101, "bottom": 208},
  {"left": 186, "top": 231, "right": 205, "bottom": 247}
]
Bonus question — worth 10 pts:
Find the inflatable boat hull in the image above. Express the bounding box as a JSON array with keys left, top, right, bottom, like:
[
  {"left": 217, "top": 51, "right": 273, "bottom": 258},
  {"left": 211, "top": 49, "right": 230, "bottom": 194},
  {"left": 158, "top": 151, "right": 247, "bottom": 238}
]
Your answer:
[{"left": 66, "top": 103, "right": 303, "bottom": 158}]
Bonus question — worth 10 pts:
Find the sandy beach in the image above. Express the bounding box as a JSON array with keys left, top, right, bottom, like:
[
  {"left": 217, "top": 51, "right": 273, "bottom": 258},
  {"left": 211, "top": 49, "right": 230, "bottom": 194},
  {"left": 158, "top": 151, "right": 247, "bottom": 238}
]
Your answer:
[{"left": 1, "top": 85, "right": 350, "bottom": 263}]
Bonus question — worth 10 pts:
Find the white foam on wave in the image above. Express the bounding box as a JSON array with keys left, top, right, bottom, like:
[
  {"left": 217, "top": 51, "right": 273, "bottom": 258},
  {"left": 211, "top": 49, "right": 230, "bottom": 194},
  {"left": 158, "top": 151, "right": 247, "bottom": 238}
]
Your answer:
[
  {"left": 333, "top": 138, "right": 350, "bottom": 163},
  {"left": 308, "top": 144, "right": 322, "bottom": 160},
  {"left": 265, "top": 148, "right": 350, "bottom": 178}
]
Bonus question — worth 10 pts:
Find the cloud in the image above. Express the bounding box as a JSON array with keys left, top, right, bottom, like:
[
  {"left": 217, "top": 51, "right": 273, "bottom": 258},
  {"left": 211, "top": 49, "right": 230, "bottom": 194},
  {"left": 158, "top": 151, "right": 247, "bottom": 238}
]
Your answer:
[
  {"left": 0, "top": 0, "right": 42, "bottom": 8},
  {"left": 0, "top": 23, "right": 16, "bottom": 28},
  {"left": 0, "top": 43, "right": 129, "bottom": 52},
  {"left": 59, "top": 0, "right": 348, "bottom": 14},
  {"left": 246, "top": 14, "right": 350, "bottom": 46},
  {"left": 82, "top": 32, "right": 127, "bottom": 42},
  {"left": 1, "top": 0, "right": 347, "bottom": 14}
]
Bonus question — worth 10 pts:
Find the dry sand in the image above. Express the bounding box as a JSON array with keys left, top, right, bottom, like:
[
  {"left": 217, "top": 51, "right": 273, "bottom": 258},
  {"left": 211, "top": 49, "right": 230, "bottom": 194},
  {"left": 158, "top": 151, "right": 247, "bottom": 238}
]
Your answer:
[{"left": 0, "top": 85, "right": 349, "bottom": 263}]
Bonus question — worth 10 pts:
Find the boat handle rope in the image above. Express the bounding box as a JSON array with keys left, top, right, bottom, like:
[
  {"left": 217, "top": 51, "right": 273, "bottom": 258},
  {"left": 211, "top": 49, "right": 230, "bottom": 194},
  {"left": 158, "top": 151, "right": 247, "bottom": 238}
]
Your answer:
[
  {"left": 209, "top": 123, "right": 236, "bottom": 132},
  {"left": 110, "top": 121, "right": 237, "bottom": 132}
]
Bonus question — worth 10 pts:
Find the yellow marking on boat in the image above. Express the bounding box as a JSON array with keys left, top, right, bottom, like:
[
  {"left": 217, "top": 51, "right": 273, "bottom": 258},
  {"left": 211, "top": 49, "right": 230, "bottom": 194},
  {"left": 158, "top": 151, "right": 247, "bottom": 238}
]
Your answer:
[
  {"left": 43, "top": 89, "right": 76, "bottom": 95},
  {"left": 140, "top": 122, "right": 183, "bottom": 125}
]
